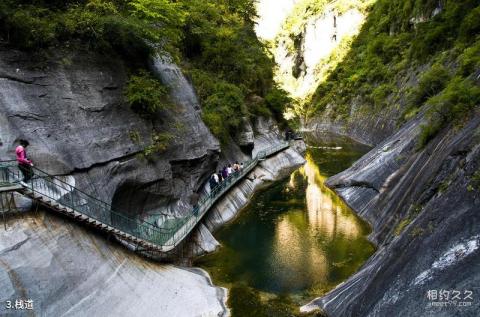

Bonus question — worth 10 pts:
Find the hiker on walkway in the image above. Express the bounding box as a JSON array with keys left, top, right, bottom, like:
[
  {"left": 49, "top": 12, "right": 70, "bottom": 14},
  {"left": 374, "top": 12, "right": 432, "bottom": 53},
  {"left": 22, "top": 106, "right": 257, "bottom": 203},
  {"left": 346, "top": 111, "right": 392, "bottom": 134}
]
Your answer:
[
  {"left": 211, "top": 172, "right": 220, "bottom": 191},
  {"left": 217, "top": 170, "right": 224, "bottom": 184},
  {"left": 233, "top": 161, "right": 240, "bottom": 173},
  {"left": 227, "top": 164, "right": 233, "bottom": 176},
  {"left": 285, "top": 129, "right": 293, "bottom": 141},
  {"left": 222, "top": 166, "right": 228, "bottom": 180},
  {"left": 209, "top": 173, "right": 218, "bottom": 191},
  {"left": 16, "top": 139, "right": 33, "bottom": 184}
]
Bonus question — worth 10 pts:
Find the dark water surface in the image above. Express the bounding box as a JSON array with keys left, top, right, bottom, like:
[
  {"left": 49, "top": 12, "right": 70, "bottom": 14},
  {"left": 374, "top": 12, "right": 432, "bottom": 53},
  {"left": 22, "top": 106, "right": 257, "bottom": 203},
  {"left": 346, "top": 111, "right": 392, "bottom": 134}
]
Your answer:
[{"left": 196, "top": 134, "right": 375, "bottom": 311}]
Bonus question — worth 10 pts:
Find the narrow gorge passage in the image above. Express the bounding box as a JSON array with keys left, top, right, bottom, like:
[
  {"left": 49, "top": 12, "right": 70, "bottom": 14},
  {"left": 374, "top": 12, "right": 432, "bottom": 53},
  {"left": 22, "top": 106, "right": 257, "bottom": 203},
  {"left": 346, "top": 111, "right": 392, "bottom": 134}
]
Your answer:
[
  {"left": 1, "top": 0, "right": 479, "bottom": 315},
  {"left": 197, "top": 134, "right": 375, "bottom": 315}
]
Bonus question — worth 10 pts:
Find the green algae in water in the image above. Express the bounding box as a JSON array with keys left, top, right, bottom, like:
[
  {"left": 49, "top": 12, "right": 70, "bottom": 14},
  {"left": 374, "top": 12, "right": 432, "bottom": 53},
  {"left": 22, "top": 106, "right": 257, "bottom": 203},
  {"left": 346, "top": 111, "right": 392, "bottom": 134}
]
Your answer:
[
  {"left": 228, "top": 284, "right": 326, "bottom": 317},
  {"left": 196, "top": 134, "right": 375, "bottom": 315}
]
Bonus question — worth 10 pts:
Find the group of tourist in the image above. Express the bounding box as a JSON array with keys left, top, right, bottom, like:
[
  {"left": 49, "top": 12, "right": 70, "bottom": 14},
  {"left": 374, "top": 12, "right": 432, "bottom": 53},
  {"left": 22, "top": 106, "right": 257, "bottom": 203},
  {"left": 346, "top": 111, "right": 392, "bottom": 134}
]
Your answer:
[{"left": 209, "top": 162, "right": 244, "bottom": 192}]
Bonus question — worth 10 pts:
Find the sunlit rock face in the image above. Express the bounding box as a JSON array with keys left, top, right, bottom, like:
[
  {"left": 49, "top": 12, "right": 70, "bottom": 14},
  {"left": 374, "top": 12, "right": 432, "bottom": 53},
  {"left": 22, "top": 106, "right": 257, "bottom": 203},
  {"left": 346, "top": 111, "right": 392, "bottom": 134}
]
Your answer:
[
  {"left": 254, "top": 0, "right": 301, "bottom": 41},
  {"left": 298, "top": 154, "right": 360, "bottom": 238},
  {"left": 288, "top": 9, "right": 364, "bottom": 99},
  {"left": 255, "top": 0, "right": 367, "bottom": 101}
]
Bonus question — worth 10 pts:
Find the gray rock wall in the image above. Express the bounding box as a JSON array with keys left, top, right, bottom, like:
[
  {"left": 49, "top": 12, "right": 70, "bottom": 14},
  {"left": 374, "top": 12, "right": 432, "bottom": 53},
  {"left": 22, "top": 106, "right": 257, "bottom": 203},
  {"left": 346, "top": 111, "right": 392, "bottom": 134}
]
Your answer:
[
  {"left": 0, "top": 44, "right": 305, "bottom": 255},
  {"left": 304, "top": 64, "right": 424, "bottom": 147},
  {"left": 304, "top": 102, "right": 401, "bottom": 146},
  {"left": 0, "top": 44, "right": 308, "bottom": 316},
  {"left": 0, "top": 211, "right": 228, "bottom": 317},
  {"left": 0, "top": 45, "right": 234, "bottom": 315},
  {"left": 0, "top": 45, "right": 219, "bottom": 219},
  {"left": 302, "top": 113, "right": 480, "bottom": 316}
]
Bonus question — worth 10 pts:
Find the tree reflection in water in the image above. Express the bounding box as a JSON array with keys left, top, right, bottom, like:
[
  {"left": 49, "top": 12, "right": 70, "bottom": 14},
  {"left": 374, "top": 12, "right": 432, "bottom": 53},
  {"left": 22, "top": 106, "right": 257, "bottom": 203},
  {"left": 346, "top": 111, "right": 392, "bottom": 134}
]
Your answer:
[{"left": 197, "top": 135, "right": 375, "bottom": 301}]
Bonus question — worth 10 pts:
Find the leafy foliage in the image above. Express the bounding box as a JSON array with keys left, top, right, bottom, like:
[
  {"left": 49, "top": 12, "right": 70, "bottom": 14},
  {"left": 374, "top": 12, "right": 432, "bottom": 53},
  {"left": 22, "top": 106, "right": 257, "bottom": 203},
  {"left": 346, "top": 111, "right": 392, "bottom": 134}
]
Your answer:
[
  {"left": 189, "top": 69, "right": 243, "bottom": 141},
  {"left": 418, "top": 76, "right": 480, "bottom": 148},
  {"left": 459, "top": 6, "right": 480, "bottom": 42},
  {"left": 202, "top": 82, "right": 245, "bottom": 142},
  {"left": 2, "top": 6, "right": 57, "bottom": 49},
  {"left": 125, "top": 71, "right": 169, "bottom": 116},
  {"left": 0, "top": 0, "right": 307, "bottom": 142},
  {"left": 308, "top": 0, "right": 480, "bottom": 149},
  {"left": 371, "top": 84, "right": 395, "bottom": 108},
  {"left": 181, "top": 0, "right": 275, "bottom": 92},
  {"left": 180, "top": 0, "right": 291, "bottom": 141},
  {"left": 0, "top": 0, "right": 180, "bottom": 60},
  {"left": 409, "top": 65, "right": 451, "bottom": 108},
  {"left": 265, "top": 87, "right": 293, "bottom": 120},
  {"left": 470, "top": 169, "right": 480, "bottom": 191},
  {"left": 458, "top": 40, "right": 480, "bottom": 76},
  {"left": 144, "top": 132, "right": 174, "bottom": 157}
]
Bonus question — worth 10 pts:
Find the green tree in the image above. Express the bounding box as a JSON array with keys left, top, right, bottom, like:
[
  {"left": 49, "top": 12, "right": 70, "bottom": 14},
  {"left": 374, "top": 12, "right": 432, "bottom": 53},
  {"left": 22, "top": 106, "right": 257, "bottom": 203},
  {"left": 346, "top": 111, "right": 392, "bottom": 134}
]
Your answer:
[{"left": 125, "top": 71, "right": 169, "bottom": 116}]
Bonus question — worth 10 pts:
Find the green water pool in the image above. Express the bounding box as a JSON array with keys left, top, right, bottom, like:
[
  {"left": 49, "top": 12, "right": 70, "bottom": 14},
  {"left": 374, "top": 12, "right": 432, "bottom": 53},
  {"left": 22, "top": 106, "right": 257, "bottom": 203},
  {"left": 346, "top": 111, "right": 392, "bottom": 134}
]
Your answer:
[{"left": 196, "top": 134, "right": 376, "bottom": 315}]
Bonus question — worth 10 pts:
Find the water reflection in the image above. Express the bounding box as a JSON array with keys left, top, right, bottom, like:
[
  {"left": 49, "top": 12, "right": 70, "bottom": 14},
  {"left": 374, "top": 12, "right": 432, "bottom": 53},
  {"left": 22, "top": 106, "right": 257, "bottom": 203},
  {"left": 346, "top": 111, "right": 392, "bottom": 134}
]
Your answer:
[
  {"left": 197, "top": 135, "right": 375, "bottom": 299},
  {"left": 300, "top": 152, "right": 360, "bottom": 239}
]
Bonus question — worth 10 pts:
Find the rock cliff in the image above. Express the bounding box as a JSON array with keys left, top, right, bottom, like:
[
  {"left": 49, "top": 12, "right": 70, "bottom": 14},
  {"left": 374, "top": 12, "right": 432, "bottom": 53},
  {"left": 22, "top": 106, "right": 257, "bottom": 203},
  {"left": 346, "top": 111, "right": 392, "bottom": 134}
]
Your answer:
[
  {"left": 302, "top": 112, "right": 480, "bottom": 316},
  {"left": 255, "top": 0, "right": 368, "bottom": 102},
  {"left": 0, "top": 45, "right": 220, "bottom": 220},
  {"left": 0, "top": 44, "right": 304, "bottom": 315}
]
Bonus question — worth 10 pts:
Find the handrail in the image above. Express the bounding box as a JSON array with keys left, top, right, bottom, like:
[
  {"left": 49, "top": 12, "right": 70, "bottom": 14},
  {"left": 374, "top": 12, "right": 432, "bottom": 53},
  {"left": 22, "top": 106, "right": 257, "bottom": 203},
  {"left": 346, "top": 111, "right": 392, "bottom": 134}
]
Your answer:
[{"left": 0, "top": 141, "right": 289, "bottom": 250}]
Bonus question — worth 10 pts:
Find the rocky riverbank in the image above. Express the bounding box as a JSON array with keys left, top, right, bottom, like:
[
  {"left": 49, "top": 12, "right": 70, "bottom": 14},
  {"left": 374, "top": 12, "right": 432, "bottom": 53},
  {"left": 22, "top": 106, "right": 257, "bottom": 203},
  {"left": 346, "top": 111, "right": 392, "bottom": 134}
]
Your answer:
[
  {"left": 301, "top": 112, "right": 480, "bottom": 316},
  {"left": 0, "top": 210, "right": 229, "bottom": 316}
]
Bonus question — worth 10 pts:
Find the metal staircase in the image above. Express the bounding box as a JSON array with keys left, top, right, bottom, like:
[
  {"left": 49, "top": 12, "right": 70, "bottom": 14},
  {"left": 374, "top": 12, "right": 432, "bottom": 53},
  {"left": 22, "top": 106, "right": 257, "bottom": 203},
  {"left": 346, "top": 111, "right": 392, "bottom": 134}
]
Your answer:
[{"left": 0, "top": 142, "right": 289, "bottom": 254}]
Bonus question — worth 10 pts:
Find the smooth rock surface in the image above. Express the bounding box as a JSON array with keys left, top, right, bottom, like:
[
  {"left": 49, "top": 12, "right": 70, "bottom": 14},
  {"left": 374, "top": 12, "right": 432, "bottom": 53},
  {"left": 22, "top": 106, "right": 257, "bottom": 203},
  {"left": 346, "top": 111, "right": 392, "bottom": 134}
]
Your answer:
[
  {"left": 0, "top": 211, "right": 228, "bottom": 317},
  {"left": 302, "top": 114, "right": 480, "bottom": 316},
  {"left": 256, "top": 0, "right": 366, "bottom": 100},
  {"left": 0, "top": 46, "right": 219, "bottom": 220}
]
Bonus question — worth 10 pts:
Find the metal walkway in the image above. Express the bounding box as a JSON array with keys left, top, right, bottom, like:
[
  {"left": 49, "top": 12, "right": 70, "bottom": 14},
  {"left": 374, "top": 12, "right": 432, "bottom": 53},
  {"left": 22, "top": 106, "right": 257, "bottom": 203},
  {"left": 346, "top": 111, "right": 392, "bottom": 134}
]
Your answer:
[{"left": 0, "top": 142, "right": 289, "bottom": 253}]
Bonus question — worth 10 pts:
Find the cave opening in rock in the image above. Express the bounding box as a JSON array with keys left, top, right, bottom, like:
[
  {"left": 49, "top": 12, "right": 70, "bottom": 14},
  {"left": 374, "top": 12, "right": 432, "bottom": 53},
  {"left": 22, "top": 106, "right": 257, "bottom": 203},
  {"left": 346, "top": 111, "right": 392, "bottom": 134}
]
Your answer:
[{"left": 110, "top": 181, "right": 170, "bottom": 231}]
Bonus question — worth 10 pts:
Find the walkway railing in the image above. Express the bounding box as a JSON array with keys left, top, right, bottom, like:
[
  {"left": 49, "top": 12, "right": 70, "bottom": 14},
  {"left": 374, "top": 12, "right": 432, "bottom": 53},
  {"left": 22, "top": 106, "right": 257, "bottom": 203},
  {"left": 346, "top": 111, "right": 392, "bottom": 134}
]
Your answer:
[{"left": 0, "top": 141, "right": 289, "bottom": 252}]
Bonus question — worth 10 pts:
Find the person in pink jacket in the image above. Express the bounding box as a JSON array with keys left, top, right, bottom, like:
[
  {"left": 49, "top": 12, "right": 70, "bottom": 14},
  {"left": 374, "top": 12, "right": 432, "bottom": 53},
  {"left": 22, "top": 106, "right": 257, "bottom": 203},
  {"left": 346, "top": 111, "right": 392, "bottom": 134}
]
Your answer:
[{"left": 16, "top": 140, "right": 33, "bottom": 183}]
